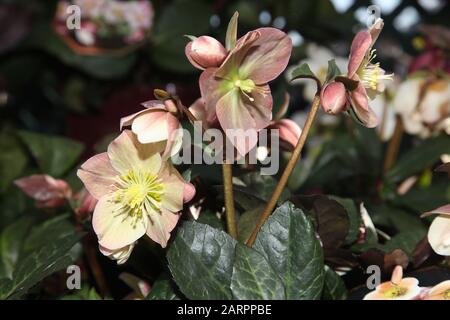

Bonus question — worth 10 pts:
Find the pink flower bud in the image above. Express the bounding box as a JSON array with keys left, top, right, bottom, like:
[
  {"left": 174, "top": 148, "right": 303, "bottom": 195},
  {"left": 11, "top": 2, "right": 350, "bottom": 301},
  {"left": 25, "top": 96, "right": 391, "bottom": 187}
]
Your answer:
[
  {"left": 185, "top": 36, "right": 227, "bottom": 70},
  {"left": 14, "top": 174, "right": 72, "bottom": 209},
  {"left": 320, "top": 82, "right": 347, "bottom": 114}
]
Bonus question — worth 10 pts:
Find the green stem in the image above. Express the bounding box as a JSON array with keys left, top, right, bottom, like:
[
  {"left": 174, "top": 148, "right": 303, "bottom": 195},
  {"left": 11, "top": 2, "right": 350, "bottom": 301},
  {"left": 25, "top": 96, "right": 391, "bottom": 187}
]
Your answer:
[{"left": 246, "top": 94, "right": 321, "bottom": 246}]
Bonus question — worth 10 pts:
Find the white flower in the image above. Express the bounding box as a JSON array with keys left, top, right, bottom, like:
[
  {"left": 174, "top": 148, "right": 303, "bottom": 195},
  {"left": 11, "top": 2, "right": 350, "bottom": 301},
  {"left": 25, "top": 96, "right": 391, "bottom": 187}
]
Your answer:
[{"left": 393, "top": 77, "right": 450, "bottom": 138}]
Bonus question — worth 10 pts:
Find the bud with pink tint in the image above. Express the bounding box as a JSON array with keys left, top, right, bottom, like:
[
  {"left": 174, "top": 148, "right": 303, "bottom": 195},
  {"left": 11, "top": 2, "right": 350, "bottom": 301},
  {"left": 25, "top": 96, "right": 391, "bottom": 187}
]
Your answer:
[
  {"left": 185, "top": 36, "right": 227, "bottom": 70},
  {"left": 320, "top": 82, "right": 347, "bottom": 115},
  {"left": 14, "top": 174, "right": 72, "bottom": 209}
]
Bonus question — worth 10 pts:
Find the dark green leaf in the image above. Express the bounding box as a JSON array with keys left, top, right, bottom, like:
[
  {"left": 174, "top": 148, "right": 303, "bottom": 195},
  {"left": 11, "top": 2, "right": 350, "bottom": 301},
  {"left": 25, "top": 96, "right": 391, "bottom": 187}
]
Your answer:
[
  {"left": 325, "top": 59, "right": 342, "bottom": 82},
  {"left": 0, "top": 133, "right": 28, "bottom": 193},
  {"left": 290, "top": 63, "right": 319, "bottom": 84},
  {"left": 146, "top": 276, "right": 180, "bottom": 300},
  {"left": 254, "top": 202, "right": 324, "bottom": 300},
  {"left": 0, "top": 231, "right": 80, "bottom": 299},
  {"left": 385, "top": 135, "right": 450, "bottom": 184},
  {"left": 17, "top": 131, "right": 84, "bottom": 177},
  {"left": 330, "top": 197, "right": 361, "bottom": 245},
  {"left": 230, "top": 243, "right": 285, "bottom": 300},
  {"left": 167, "top": 221, "right": 236, "bottom": 299},
  {"left": 0, "top": 217, "right": 34, "bottom": 279},
  {"left": 237, "top": 205, "right": 264, "bottom": 243},
  {"left": 196, "top": 211, "right": 225, "bottom": 231},
  {"left": 322, "top": 266, "right": 347, "bottom": 300}
]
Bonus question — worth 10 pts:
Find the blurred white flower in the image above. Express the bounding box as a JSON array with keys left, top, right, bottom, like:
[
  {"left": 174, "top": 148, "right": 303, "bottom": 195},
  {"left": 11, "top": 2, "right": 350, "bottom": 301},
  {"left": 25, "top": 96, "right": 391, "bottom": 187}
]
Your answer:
[
  {"left": 393, "top": 77, "right": 450, "bottom": 138},
  {"left": 287, "top": 43, "right": 347, "bottom": 102}
]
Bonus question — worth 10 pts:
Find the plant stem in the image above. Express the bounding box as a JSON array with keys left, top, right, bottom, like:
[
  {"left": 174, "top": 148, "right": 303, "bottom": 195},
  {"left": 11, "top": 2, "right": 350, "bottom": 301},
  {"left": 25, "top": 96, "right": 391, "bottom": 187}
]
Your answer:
[
  {"left": 222, "top": 161, "right": 238, "bottom": 239},
  {"left": 383, "top": 115, "right": 403, "bottom": 173},
  {"left": 246, "top": 95, "right": 321, "bottom": 247}
]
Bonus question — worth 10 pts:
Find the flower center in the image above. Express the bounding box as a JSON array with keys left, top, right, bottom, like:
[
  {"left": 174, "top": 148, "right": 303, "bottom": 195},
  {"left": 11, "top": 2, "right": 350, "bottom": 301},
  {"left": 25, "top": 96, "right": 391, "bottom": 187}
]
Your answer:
[
  {"left": 233, "top": 78, "right": 256, "bottom": 101},
  {"left": 383, "top": 285, "right": 408, "bottom": 298},
  {"left": 114, "top": 170, "right": 164, "bottom": 226},
  {"left": 357, "top": 49, "right": 393, "bottom": 91},
  {"left": 443, "top": 289, "right": 450, "bottom": 300}
]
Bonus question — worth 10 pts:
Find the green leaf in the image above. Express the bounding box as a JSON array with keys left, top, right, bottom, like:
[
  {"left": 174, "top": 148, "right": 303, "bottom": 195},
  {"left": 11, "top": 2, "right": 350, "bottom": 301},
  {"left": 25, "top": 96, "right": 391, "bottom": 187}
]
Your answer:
[
  {"left": 322, "top": 266, "right": 347, "bottom": 300},
  {"left": 230, "top": 243, "right": 285, "bottom": 300},
  {"left": 290, "top": 63, "right": 319, "bottom": 84},
  {"left": 167, "top": 221, "right": 236, "bottom": 299},
  {"left": 146, "top": 276, "right": 180, "bottom": 300},
  {"left": 325, "top": 59, "right": 341, "bottom": 82},
  {"left": 17, "top": 131, "right": 84, "bottom": 177},
  {"left": 62, "top": 286, "right": 102, "bottom": 300},
  {"left": 254, "top": 202, "right": 324, "bottom": 300},
  {"left": 196, "top": 210, "right": 225, "bottom": 231},
  {"left": 0, "top": 215, "right": 81, "bottom": 299},
  {"left": 385, "top": 135, "right": 450, "bottom": 184},
  {"left": 237, "top": 205, "right": 264, "bottom": 243},
  {"left": 0, "top": 133, "right": 28, "bottom": 193},
  {"left": 225, "top": 12, "right": 239, "bottom": 51},
  {"left": 0, "top": 217, "right": 34, "bottom": 279},
  {"left": 383, "top": 231, "right": 425, "bottom": 260},
  {"left": 0, "top": 232, "right": 80, "bottom": 299},
  {"left": 330, "top": 197, "right": 361, "bottom": 245}
]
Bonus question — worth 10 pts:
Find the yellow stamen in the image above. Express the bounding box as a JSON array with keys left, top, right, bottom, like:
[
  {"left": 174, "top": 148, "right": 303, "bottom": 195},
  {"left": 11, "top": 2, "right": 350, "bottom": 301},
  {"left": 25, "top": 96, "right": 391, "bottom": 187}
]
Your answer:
[
  {"left": 113, "top": 170, "right": 164, "bottom": 227},
  {"left": 357, "top": 49, "right": 393, "bottom": 91},
  {"left": 383, "top": 285, "right": 407, "bottom": 298}
]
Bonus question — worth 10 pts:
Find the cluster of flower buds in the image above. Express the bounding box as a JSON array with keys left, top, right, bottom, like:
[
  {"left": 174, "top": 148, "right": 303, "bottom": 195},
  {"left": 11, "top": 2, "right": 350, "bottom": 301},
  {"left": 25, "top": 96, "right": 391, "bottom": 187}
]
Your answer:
[{"left": 55, "top": 0, "right": 154, "bottom": 47}]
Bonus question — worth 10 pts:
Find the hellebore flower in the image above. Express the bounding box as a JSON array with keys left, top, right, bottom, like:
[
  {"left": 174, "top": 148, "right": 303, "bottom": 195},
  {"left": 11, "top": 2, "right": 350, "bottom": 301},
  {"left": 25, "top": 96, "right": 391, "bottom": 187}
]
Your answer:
[
  {"left": 422, "top": 204, "right": 450, "bottom": 256},
  {"left": 393, "top": 77, "right": 450, "bottom": 138},
  {"left": 423, "top": 280, "right": 450, "bottom": 300},
  {"left": 320, "top": 18, "right": 393, "bottom": 128},
  {"left": 77, "top": 130, "right": 195, "bottom": 263},
  {"left": 185, "top": 36, "right": 227, "bottom": 70},
  {"left": 120, "top": 99, "right": 183, "bottom": 158},
  {"left": 14, "top": 174, "right": 72, "bottom": 209},
  {"left": 198, "top": 28, "right": 292, "bottom": 156},
  {"left": 363, "top": 266, "right": 421, "bottom": 300}
]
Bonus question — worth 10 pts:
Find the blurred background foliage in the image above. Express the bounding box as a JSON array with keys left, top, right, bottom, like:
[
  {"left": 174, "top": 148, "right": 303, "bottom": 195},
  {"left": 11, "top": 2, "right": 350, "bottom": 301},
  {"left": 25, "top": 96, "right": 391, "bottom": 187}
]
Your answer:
[{"left": 0, "top": 0, "right": 449, "bottom": 299}]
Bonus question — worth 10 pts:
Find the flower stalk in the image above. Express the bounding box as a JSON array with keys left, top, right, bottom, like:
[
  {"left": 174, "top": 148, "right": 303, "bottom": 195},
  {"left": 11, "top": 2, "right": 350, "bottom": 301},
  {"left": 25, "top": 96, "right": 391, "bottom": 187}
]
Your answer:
[
  {"left": 383, "top": 115, "right": 404, "bottom": 173},
  {"left": 246, "top": 94, "right": 321, "bottom": 246},
  {"left": 222, "top": 162, "right": 238, "bottom": 239}
]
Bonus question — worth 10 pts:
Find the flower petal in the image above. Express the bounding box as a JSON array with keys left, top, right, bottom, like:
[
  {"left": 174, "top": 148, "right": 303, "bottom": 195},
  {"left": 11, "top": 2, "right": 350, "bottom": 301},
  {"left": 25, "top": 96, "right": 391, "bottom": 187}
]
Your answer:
[
  {"left": 428, "top": 215, "right": 450, "bottom": 256},
  {"left": 218, "top": 28, "right": 292, "bottom": 84},
  {"left": 158, "top": 162, "right": 185, "bottom": 213},
  {"left": 422, "top": 204, "right": 450, "bottom": 217},
  {"left": 77, "top": 153, "right": 118, "bottom": 199},
  {"left": 348, "top": 31, "right": 372, "bottom": 78},
  {"left": 199, "top": 68, "right": 226, "bottom": 124},
  {"left": 146, "top": 207, "right": 180, "bottom": 248},
  {"left": 93, "top": 195, "right": 148, "bottom": 250},
  {"left": 270, "top": 119, "right": 302, "bottom": 149},
  {"left": 131, "top": 110, "right": 169, "bottom": 143},
  {"left": 99, "top": 243, "right": 135, "bottom": 265},
  {"left": 107, "top": 130, "right": 163, "bottom": 174},
  {"left": 350, "top": 82, "right": 379, "bottom": 128},
  {"left": 216, "top": 89, "right": 258, "bottom": 156},
  {"left": 320, "top": 82, "right": 347, "bottom": 114}
]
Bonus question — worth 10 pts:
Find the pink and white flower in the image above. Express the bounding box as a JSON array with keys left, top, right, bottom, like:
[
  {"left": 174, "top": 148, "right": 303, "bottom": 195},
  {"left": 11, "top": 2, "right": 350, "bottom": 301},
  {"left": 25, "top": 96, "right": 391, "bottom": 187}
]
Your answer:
[{"left": 77, "top": 130, "right": 195, "bottom": 263}]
